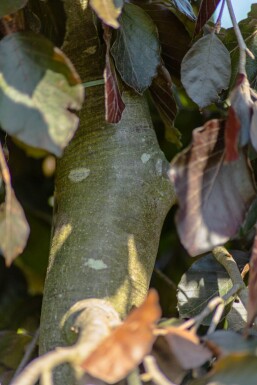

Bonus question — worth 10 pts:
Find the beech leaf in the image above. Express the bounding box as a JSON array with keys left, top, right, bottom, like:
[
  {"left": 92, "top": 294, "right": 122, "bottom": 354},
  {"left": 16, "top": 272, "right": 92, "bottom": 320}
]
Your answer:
[
  {"left": 0, "top": 32, "right": 84, "bottom": 156},
  {"left": 104, "top": 26, "right": 125, "bottom": 123},
  {"left": 81, "top": 289, "right": 161, "bottom": 383},
  {"left": 131, "top": 1, "right": 191, "bottom": 78},
  {"left": 89, "top": 0, "right": 123, "bottom": 29},
  {"left": 0, "top": 189, "right": 30, "bottom": 266},
  {"left": 163, "top": 327, "right": 212, "bottom": 369},
  {"left": 225, "top": 107, "right": 240, "bottom": 162},
  {"left": 181, "top": 33, "right": 231, "bottom": 108},
  {"left": 195, "top": 0, "right": 222, "bottom": 35},
  {"left": 0, "top": 0, "right": 28, "bottom": 18},
  {"left": 111, "top": 3, "right": 160, "bottom": 94},
  {"left": 169, "top": 120, "right": 256, "bottom": 256}
]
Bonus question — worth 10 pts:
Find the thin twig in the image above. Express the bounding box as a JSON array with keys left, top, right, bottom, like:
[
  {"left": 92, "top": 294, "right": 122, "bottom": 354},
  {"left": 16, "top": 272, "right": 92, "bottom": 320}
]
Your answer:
[
  {"left": 13, "top": 329, "right": 40, "bottom": 379},
  {"left": 212, "top": 246, "right": 248, "bottom": 310},
  {"left": 143, "top": 356, "right": 176, "bottom": 385},
  {"left": 226, "top": 0, "right": 254, "bottom": 74},
  {"left": 215, "top": 0, "right": 225, "bottom": 32}
]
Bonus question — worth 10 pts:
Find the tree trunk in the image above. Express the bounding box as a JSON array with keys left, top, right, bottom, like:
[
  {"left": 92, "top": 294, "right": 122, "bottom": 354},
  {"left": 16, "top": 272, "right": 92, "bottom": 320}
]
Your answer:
[{"left": 39, "top": 0, "right": 175, "bottom": 382}]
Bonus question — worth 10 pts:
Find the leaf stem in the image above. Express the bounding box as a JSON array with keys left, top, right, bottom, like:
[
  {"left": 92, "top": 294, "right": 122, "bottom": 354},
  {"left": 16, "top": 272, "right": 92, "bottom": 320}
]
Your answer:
[
  {"left": 226, "top": 0, "right": 254, "bottom": 74},
  {"left": 212, "top": 246, "right": 248, "bottom": 310}
]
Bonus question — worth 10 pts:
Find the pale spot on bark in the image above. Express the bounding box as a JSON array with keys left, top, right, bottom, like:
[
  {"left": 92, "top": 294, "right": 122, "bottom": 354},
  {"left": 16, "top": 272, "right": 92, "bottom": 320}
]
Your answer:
[
  {"left": 155, "top": 159, "right": 163, "bottom": 176},
  {"left": 84, "top": 258, "right": 107, "bottom": 270},
  {"left": 141, "top": 153, "right": 151, "bottom": 164},
  {"left": 68, "top": 168, "right": 90, "bottom": 182},
  {"left": 85, "top": 46, "right": 97, "bottom": 55}
]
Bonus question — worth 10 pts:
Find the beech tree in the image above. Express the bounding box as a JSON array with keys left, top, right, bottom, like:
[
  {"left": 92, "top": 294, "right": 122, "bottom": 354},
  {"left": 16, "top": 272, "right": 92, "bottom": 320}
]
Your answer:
[{"left": 1, "top": 1, "right": 257, "bottom": 385}]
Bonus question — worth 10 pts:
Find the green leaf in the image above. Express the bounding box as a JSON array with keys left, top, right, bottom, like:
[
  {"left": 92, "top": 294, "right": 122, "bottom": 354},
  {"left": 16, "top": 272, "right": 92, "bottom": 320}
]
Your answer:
[
  {"left": 0, "top": 0, "right": 28, "bottom": 18},
  {"left": 0, "top": 189, "right": 30, "bottom": 266},
  {"left": 0, "top": 32, "right": 84, "bottom": 156},
  {"left": 111, "top": 3, "right": 160, "bottom": 94},
  {"left": 181, "top": 33, "right": 231, "bottom": 108},
  {"left": 89, "top": 0, "right": 123, "bottom": 28},
  {"left": 190, "top": 354, "right": 257, "bottom": 385}
]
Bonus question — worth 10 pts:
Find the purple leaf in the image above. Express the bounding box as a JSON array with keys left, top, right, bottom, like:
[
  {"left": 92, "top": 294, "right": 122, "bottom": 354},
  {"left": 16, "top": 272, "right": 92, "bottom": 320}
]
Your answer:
[{"left": 169, "top": 119, "right": 256, "bottom": 256}]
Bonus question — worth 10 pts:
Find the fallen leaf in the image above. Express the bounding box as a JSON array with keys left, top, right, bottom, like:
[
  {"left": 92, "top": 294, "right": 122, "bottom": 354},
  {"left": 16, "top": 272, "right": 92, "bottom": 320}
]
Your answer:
[
  {"left": 169, "top": 119, "right": 256, "bottom": 256},
  {"left": 81, "top": 289, "right": 161, "bottom": 383}
]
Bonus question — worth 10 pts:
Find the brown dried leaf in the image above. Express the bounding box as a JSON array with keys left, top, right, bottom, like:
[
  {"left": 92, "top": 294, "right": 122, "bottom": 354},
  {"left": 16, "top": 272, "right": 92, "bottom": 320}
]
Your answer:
[
  {"left": 169, "top": 119, "right": 256, "bottom": 255},
  {"left": 81, "top": 289, "right": 161, "bottom": 384},
  {"left": 0, "top": 189, "right": 30, "bottom": 266}
]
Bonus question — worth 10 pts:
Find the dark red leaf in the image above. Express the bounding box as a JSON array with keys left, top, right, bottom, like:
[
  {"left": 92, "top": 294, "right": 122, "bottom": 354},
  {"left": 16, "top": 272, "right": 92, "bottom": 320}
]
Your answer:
[
  {"left": 225, "top": 107, "right": 241, "bottom": 162},
  {"left": 247, "top": 230, "right": 257, "bottom": 327},
  {"left": 150, "top": 65, "right": 181, "bottom": 146},
  {"left": 169, "top": 119, "right": 256, "bottom": 256},
  {"left": 195, "top": 0, "right": 222, "bottom": 35},
  {"left": 104, "top": 26, "right": 125, "bottom": 123}
]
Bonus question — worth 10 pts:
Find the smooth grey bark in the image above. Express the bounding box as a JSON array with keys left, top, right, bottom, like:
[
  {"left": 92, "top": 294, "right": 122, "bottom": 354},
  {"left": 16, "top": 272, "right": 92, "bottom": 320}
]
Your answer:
[{"left": 39, "top": 1, "right": 175, "bottom": 383}]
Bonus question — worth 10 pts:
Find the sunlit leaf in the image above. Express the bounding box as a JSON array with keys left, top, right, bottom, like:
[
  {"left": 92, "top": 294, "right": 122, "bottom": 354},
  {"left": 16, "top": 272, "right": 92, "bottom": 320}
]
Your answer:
[
  {"left": 103, "top": 26, "right": 125, "bottom": 123},
  {"left": 0, "top": 32, "right": 84, "bottom": 156},
  {"left": 81, "top": 290, "right": 161, "bottom": 383},
  {"left": 195, "top": 0, "right": 222, "bottom": 35},
  {"left": 0, "top": 189, "right": 30, "bottom": 266},
  {"left": 181, "top": 33, "right": 231, "bottom": 108},
  {"left": 89, "top": 0, "right": 123, "bottom": 28},
  {"left": 169, "top": 120, "right": 256, "bottom": 255},
  {"left": 0, "top": 0, "right": 28, "bottom": 18},
  {"left": 177, "top": 251, "right": 249, "bottom": 324},
  {"left": 111, "top": 3, "right": 160, "bottom": 94}
]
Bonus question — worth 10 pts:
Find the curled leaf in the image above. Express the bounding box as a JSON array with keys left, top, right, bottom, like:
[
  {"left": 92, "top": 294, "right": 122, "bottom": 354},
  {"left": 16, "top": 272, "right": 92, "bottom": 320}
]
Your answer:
[{"left": 81, "top": 289, "right": 161, "bottom": 383}]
